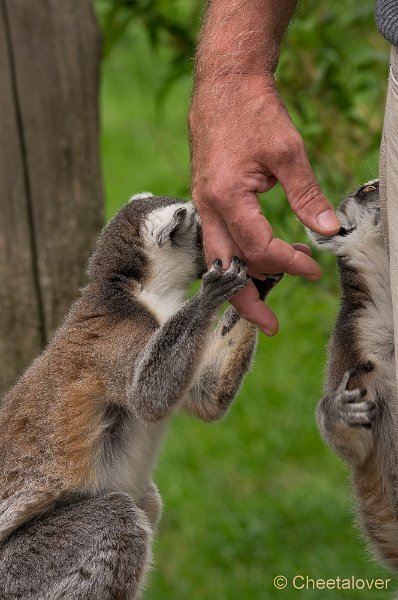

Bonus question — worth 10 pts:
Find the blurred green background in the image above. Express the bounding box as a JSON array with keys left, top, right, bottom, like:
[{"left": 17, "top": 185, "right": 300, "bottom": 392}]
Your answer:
[{"left": 95, "top": 1, "right": 394, "bottom": 597}]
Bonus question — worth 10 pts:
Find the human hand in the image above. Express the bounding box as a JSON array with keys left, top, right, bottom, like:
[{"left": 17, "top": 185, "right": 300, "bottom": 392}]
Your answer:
[{"left": 189, "top": 73, "right": 340, "bottom": 336}]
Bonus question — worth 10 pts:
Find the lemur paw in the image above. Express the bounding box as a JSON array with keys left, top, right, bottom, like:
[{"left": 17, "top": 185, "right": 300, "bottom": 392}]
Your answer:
[
  {"left": 201, "top": 257, "right": 248, "bottom": 307},
  {"left": 322, "top": 364, "right": 376, "bottom": 430}
]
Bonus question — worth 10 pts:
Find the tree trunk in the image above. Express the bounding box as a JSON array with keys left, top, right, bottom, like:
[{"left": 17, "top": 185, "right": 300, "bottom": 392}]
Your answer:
[{"left": 0, "top": 0, "right": 104, "bottom": 395}]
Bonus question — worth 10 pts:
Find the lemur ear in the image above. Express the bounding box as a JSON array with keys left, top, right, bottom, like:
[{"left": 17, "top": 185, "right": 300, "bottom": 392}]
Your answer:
[{"left": 156, "top": 207, "right": 187, "bottom": 246}]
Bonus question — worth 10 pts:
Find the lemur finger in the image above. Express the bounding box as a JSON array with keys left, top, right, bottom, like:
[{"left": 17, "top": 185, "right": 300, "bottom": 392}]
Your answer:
[
  {"left": 342, "top": 388, "right": 368, "bottom": 403},
  {"left": 340, "top": 369, "right": 357, "bottom": 391},
  {"left": 219, "top": 277, "right": 248, "bottom": 296},
  {"left": 345, "top": 411, "right": 374, "bottom": 427},
  {"left": 221, "top": 267, "right": 248, "bottom": 287},
  {"left": 224, "top": 258, "right": 247, "bottom": 281},
  {"left": 350, "top": 422, "right": 373, "bottom": 430},
  {"left": 203, "top": 275, "right": 248, "bottom": 307},
  {"left": 238, "top": 260, "right": 248, "bottom": 277},
  {"left": 203, "top": 259, "right": 222, "bottom": 282},
  {"left": 225, "top": 256, "right": 243, "bottom": 277},
  {"left": 340, "top": 362, "right": 375, "bottom": 392},
  {"left": 346, "top": 413, "right": 374, "bottom": 428},
  {"left": 342, "top": 400, "right": 376, "bottom": 413},
  {"left": 221, "top": 277, "right": 248, "bottom": 297},
  {"left": 339, "top": 366, "right": 370, "bottom": 393},
  {"left": 210, "top": 259, "right": 222, "bottom": 275}
]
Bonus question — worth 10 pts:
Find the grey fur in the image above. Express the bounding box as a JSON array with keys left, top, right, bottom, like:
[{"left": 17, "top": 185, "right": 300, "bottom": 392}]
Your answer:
[
  {"left": 2, "top": 493, "right": 151, "bottom": 600},
  {"left": 0, "top": 195, "right": 281, "bottom": 598}
]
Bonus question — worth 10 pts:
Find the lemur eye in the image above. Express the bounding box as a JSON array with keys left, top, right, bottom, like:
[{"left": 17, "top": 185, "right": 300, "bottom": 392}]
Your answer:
[{"left": 362, "top": 185, "right": 377, "bottom": 193}]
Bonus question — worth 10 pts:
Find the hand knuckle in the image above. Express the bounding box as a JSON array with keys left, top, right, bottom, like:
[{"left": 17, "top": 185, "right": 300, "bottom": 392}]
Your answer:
[
  {"left": 276, "top": 132, "right": 304, "bottom": 162},
  {"left": 244, "top": 248, "right": 264, "bottom": 265}
]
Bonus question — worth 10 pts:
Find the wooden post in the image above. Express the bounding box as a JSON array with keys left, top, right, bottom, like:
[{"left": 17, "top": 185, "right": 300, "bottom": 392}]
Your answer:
[{"left": 0, "top": 0, "right": 104, "bottom": 395}]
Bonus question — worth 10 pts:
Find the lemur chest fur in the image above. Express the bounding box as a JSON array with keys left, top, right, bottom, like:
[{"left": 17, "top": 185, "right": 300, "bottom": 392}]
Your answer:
[
  {"left": 138, "top": 279, "right": 186, "bottom": 324},
  {"left": 99, "top": 405, "right": 169, "bottom": 501}
]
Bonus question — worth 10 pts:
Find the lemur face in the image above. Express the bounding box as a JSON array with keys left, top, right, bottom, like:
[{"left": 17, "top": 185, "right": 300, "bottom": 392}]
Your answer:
[
  {"left": 307, "top": 179, "right": 382, "bottom": 256},
  {"left": 137, "top": 195, "right": 205, "bottom": 279}
]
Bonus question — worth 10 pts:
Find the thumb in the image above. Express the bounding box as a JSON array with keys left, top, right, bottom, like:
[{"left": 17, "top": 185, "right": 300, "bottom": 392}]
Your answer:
[{"left": 276, "top": 143, "right": 340, "bottom": 236}]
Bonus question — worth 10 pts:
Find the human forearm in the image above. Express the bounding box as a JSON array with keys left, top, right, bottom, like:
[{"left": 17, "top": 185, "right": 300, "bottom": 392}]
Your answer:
[{"left": 195, "top": 0, "right": 299, "bottom": 77}]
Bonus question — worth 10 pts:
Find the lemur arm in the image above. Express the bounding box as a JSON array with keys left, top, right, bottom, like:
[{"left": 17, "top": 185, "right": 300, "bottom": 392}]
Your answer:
[
  {"left": 316, "top": 364, "right": 376, "bottom": 467},
  {"left": 128, "top": 259, "right": 248, "bottom": 422},
  {"left": 184, "top": 275, "right": 282, "bottom": 422},
  {"left": 184, "top": 307, "right": 256, "bottom": 422}
]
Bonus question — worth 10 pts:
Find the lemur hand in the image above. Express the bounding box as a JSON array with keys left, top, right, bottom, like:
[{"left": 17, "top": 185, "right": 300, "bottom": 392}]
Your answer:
[
  {"left": 201, "top": 257, "right": 248, "bottom": 309},
  {"left": 321, "top": 363, "right": 377, "bottom": 431}
]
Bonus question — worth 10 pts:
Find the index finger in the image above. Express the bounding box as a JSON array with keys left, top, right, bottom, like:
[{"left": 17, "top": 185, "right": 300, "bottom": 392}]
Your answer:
[{"left": 219, "top": 194, "right": 321, "bottom": 278}]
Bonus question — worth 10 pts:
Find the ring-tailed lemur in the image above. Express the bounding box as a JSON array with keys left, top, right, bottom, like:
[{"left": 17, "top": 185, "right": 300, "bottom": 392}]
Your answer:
[
  {"left": 308, "top": 179, "right": 398, "bottom": 572},
  {"left": 0, "top": 194, "right": 282, "bottom": 599}
]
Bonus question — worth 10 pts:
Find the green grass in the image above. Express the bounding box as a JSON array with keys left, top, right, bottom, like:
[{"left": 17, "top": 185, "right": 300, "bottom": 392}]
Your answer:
[{"left": 99, "top": 12, "right": 396, "bottom": 600}]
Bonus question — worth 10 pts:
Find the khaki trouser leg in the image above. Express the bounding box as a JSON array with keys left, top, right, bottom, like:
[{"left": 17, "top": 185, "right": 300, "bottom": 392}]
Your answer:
[{"left": 380, "top": 46, "right": 398, "bottom": 384}]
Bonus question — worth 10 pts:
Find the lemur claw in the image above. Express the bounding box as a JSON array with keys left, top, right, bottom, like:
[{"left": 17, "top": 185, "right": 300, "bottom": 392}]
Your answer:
[
  {"left": 202, "top": 257, "right": 248, "bottom": 306},
  {"left": 209, "top": 259, "right": 222, "bottom": 275}
]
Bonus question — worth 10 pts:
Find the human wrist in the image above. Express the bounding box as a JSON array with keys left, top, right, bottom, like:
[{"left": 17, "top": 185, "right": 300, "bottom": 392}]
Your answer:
[{"left": 189, "top": 72, "right": 279, "bottom": 130}]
